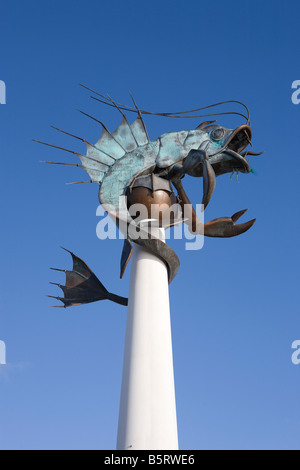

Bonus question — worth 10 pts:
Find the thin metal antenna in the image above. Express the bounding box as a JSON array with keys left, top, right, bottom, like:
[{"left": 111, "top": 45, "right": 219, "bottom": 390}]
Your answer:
[
  {"left": 80, "top": 84, "right": 250, "bottom": 123},
  {"left": 65, "top": 180, "right": 94, "bottom": 185}
]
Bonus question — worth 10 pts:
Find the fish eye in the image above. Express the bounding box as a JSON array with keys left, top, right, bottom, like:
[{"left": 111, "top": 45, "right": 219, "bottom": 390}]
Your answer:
[{"left": 211, "top": 127, "right": 225, "bottom": 141}]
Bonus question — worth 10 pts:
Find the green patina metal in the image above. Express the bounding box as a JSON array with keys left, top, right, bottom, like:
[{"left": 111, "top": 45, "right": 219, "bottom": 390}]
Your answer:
[{"left": 39, "top": 90, "right": 262, "bottom": 307}]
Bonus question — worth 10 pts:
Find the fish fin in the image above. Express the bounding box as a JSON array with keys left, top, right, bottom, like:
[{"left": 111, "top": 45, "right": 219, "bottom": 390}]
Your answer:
[
  {"left": 49, "top": 248, "right": 128, "bottom": 307},
  {"left": 120, "top": 239, "right": 133, "bottom": 279}
]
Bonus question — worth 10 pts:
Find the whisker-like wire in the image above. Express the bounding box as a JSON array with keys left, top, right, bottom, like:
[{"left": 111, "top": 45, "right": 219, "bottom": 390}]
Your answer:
[
  {"left": 90, "top": 95, "right": 249, "bottom": 122},
  {"left": 79, "top": 84, "right": 251, "bottom": 123}
]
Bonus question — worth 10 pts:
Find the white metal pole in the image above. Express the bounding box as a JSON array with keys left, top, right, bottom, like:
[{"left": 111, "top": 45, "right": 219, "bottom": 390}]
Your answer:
[{"left": 117, "top": 224, "right": 178, "bottom": 450}]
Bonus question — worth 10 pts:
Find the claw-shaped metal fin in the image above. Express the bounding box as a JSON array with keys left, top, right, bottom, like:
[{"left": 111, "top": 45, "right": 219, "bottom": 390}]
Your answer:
[
  {"left": 204, "top": 209, "right": 256, "bottom": 238},
  {"left": 202, "top": 157, "right": 216, "bottom": 210},
  {"left": 182, "top": 149, "right": 216, "bottom": 210},
  {"left": 48, "top": 248, "right": 128, "bottom": 307}
]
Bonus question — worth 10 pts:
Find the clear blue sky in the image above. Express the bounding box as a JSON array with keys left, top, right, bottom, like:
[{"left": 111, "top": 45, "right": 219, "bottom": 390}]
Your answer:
[{"left": 0, "top": 0, "right": 299, "bottom": 450}]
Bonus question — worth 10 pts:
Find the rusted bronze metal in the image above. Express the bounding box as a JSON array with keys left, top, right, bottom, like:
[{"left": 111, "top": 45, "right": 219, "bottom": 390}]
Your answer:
[
  {"left": 40, "top": 91, "right": 261, "bottom": 307},
  {"left": 48, "top": 248, "right": 128, "bottom": 308},
  {"left": 174, "top": 179, "right": 256, "bottom": 237},
  {"left": 126, "top": 174, "right": 177, "bottom": 226}
]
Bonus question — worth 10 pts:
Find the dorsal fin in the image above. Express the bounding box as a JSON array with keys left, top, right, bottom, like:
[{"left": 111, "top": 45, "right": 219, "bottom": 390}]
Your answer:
[
  {"left": 35, "top": 138, "right": 108, "bottom": 185},
  {"left": 130, "top": 117, "right": 149, "bottom": 146},
  {"left": 79, "top": 110, "right": 130, "bottom": 155},
  {"left": 77, "top": 154, "right": 108, "bottom": 182},
  {"left": 96, "top": 124, "right": 126, "bottom": 159},
  {"left": 106, "top": 95, "right": 140, "bottom": 150},
  {"left": 112, "top": 117, "right": 138, "bottom": 152},
  {"left": 46, "top": 126, "right": 113, "bottom": 185}
]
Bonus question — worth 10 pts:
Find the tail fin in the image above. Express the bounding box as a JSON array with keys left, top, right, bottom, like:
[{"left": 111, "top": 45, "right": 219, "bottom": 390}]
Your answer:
[{"left": 48, "top": 248, "right": 128, "bottom": 308}]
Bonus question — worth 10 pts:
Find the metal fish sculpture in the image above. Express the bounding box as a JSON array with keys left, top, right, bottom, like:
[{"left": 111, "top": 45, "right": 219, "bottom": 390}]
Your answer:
[{"left": 36, "top": 87, "right": 262, "bottom": 307}]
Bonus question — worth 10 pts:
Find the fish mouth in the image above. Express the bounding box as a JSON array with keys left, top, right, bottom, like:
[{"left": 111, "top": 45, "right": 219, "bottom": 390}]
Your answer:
[
  {"left": 210, "top": 124, "right": 253, "bottom": 175},
  {"left": 227, "top": 124, "right": 252, "bottom": 154}
]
